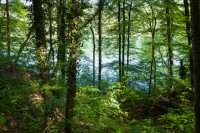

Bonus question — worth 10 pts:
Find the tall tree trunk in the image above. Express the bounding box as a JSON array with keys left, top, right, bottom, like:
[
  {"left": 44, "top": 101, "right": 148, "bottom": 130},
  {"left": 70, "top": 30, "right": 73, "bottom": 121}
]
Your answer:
[
  {"left": 48, "top": 0, "right": 54, "bottom": 67},
  {"left": 98, "top": 0, "right": 103, "bottom": 90},
  {"left": 126, "top": 2, "right": 132, "bottom": 79},
  {"left": 118, "top": 0, "right": 122, "bottom": 81},
  {"left": 6, "top": 0, "right": 10, "bottom": 57},
  {"left": 122, "top": 0, "right": 125, "bottom": 78},
  {"left": 65, "top": 0, "right": 79, "bottom": 132},
  {"left": 166, "top": 0, "right": 173, "bottom": 89},
  {"left": 90, "top": 26, "right": 96, "bottom": 87},
  {"left": 184, "top": 0, "right": 193, "bottom": 87},
  {"left": 32, "top": 0, "right": 49, "bottom": 129},
  {"left": 149, "top": 31, "right": 156, "bottom": 96},
  {"left": 148, "top": 1, "right": 157, "bottom": 96},
  {"left": 57, "top": 0, "right": 66, "bottom": 79},
  {"left": 190, "top": 1, "right": 200, "bottom": 132}
]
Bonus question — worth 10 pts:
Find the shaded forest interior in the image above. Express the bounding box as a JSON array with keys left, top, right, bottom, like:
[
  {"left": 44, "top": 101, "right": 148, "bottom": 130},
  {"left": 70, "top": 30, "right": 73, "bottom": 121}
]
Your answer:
[{"left": 0, "top": 0, "right": 198, "bottom": 132}]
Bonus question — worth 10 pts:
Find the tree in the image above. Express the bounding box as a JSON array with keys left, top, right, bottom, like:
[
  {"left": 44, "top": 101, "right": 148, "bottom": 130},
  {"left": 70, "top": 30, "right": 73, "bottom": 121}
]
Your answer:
[
  {"left": 90, "top": 25, "right": 96, "bottom": 87},
  {"left": 166, "top": 0, "right": 173, "bottom": 88},
  {"left": 126, "top": 1, "right": 133, "bottom": 80},
  {"left": 122, "top": 0, "right": 125, "bottom": 78},
  {"left": 98, "top": 0, "right": 104, "bottom": 90},
  {"left": 65, "top": 0, "right": 80, "bottom": 132},
  {"left": 146, "top": 1, "right": 157, "bottom": 96},
  {"left": 190, "top": 0, "right": 200, "bottom": 132},
  {"left": 183, "top": 0, "right": 193, "bottom": 87},
  {"left": 118, "top": 0, "right": 122, "bottom": 81},
  {"left": 47, "top": 0, "right": 55, "bottom": 66},
  {"left": 32, "top": 0, "right": 49, "bottom": 128},
  {"left": 6, "top": 0, "right": 10, "bottom": 57},
  {"left": 57, "top": 0, "right": 67, "bottom": 79}
]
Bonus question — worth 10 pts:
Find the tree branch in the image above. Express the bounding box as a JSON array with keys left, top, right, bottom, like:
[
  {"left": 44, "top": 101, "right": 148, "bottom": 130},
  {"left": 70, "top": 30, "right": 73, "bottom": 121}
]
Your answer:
[
  {"left": 15, "top": 25, "right": 33, "bottom": 62},
  {"left": 80, "top": 0, "right": 105, "bottom": 29}
]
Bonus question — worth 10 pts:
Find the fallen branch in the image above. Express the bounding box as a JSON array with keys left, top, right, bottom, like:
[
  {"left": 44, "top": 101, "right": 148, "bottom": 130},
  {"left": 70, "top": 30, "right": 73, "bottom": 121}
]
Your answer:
[{"left": 42, "top": 117, "right": 55, "bottom": 133}]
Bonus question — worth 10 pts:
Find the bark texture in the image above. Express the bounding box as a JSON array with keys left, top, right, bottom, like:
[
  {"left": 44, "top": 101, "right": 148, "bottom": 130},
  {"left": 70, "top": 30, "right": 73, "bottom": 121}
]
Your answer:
[
  {"left": 166, "top": 0, "right": 173, "bottom": 88},
  {"left": 118, "top": 0, "right": 122, "bottom": 81},
  {"left": 6, "top": 0, "right": 10, "bottom": 57},
  {"left": 98, "top": 0, "right": 104, "bottom": 90},
  {"left": 57, "top": 0, "right": 66, "bottom": 79},
  {"left": 122, "top": 0, "right": 125, "bottom": 78},
  {"left": 184, "top": 0, "right": 193, "bottom": 87},
  {"left": 65, "top": 0, "right": 79, "bottom": 132},
  {"left": 32, "top": 0, "right": 49, "bottom": 129},
  {"left": 148, "top": 1, "right": 157, "bottom": 96},
  {"left": 90, "top": 26, "right": 96, "bottom": 87},
  {"left": 190, "top": 0, "right": 200, "bottom": 132}
]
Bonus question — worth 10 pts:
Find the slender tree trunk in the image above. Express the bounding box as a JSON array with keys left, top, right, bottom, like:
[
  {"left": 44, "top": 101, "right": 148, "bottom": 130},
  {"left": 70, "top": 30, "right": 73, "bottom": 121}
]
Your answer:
[
  {"left": 149, "top": 57, "right": 153, "bottom": 96},
  {"left": 166, "top": 0, "right": 173, "bottom": 89},
  {"left": 122, "top": 0, "right": 125, "bottom": 78},
  {"left": 90, "top": 26, "right": 96, "bottom": 87},
  {"left": 148, "top": 1, "right": 157, "bottom": 96},
  {"left": 98, "top": 0, "right": 103, "bottom": 90},
  {"left": 149, "top": 32, "right": 156, "bottom": 96},
  {"left": 48, "top": 1, "right": 54, "bottom": 67},
  {"left": 184, "top": 0, "right": 193, "bottom": 87},
  {"left": 32, "top": 0, "right": 49, "bottom": 129},
  {"left": 65, "top": 0, "right": 79, "bottom": 132},
  {"left": 126, "top": 2, "right": 132, "bottom": 79},
  {"left": 57, "top": 0, "right": 66, "bottom": 79},
  {"left": 6, "top": 0, "right": 10, "bottom": 57},
  {"left": 118, "top": 0, "right": 122, "bottom": 81},
  {"left": 191, "top": 1, "right": 200, "bottom": 133},
  {"left": 153, "top": 51, "right": 157, "bottom": 90},
  {"left": 60, "top": 0, "right": 66, "bottom": 79}
]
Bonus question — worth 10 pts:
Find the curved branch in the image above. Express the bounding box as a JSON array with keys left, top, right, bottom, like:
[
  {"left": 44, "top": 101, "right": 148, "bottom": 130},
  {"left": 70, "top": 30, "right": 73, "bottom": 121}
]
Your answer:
[
  {"left": 15, "top": 26, "right": 33, "bottom": 62},
  {"left": 80, "top": 0, "right": 105, "bottom": 29}
]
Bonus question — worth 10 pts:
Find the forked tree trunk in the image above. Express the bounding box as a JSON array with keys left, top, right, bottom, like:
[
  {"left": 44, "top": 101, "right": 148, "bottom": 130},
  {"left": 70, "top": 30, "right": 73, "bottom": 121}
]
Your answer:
[{"left": 190, "top": 0, "right": 200, "bottom": 132}]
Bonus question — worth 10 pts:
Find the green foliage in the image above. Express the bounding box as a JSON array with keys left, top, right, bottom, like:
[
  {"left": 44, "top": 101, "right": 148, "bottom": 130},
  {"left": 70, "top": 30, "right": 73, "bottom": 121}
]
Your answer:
[
  {"left": 129, "top": 106, "right": 194, "bottom": 133},
  {"left": 0, "top": 0, "right": 28, "bottom": 53},
  {"left": 0, "top": 85, "right": 43, "bottom": 132},
  {"left": 157, "top": 107, "right": 194, "bottom": 133},
  {"left": 116, "top": 84, "right": 141, "bottom": 110},
  {"left": 74, "top": 86, "right": 130, "bottom": 132}
]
